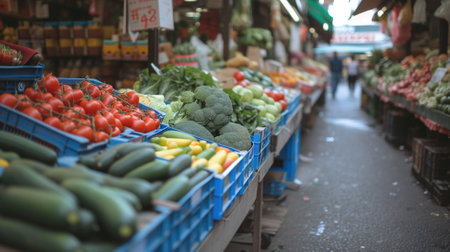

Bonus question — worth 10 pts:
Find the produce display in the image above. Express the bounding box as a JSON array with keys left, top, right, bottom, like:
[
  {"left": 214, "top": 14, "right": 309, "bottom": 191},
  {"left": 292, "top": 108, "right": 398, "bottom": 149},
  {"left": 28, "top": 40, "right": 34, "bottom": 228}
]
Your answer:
[
  {"left": 173, "top": 42, "right": 198, "bottom": 66},
  {"left": 0, "top": 42, "right": 22, "bottom": 65},
  {"left": 0, "top": 75, "right": 161, "bottom": 142},
  {"left": 237, "top": 28, "right": 273, "bottom": 50}
]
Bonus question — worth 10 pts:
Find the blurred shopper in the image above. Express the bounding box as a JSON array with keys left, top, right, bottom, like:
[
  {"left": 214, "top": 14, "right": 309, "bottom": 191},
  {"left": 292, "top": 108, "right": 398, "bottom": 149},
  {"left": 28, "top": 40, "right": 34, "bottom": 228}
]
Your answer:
[
  {"left": 329, "top": 52, "right": 343, "bottom": 99},
  {"left": 347, "top": 55, "right": 359, "bottom": 96}
]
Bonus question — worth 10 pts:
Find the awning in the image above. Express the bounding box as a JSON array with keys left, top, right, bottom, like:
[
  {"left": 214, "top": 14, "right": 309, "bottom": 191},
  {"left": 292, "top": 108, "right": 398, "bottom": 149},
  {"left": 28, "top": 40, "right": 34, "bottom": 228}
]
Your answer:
[
  {"left": 352, "top": 0, "right": 391, "bottom": 16},
  {"left": 307, "top": 0, "right": 333, "bottom": 31}
]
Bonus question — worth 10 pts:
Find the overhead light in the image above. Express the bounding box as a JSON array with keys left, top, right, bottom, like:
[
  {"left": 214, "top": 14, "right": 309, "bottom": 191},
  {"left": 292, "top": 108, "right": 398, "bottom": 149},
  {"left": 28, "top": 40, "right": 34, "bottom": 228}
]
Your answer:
[
  {"left": 377, "top": 6, "right": 387, "bottom": 17},
  {"left": 309, "top": 27, "right": 316, "bottom": 33},
  {"left": 319, "top": 0, "right": 324, "bottom": 4},
  {"left": 185, "top": 12, "right": 200, "bottom": 18},
  {"left": 280, "top": 0, "right": 300, "bottom": 22},
  {"left": 184, "top": 0, "right": 197, "bottom": 2},
  {"left": 323, "top": 23, "right": 329, "bottom": 31}
]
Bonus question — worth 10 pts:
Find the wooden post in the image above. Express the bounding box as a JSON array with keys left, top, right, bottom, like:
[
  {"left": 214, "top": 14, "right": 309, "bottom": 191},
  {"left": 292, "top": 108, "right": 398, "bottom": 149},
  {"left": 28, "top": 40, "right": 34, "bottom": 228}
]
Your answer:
[
  {"left": 222, "top": 0, "right": 231, "bottom": 60},
  {"left": 148, "top": 28, "right": 160, "bottom": 73},
  {"left": 252, "top": 181, "right": 263, "bottom": 252},
  {"left": 439, "top": 19, "right": 448, "bottom": 55}
]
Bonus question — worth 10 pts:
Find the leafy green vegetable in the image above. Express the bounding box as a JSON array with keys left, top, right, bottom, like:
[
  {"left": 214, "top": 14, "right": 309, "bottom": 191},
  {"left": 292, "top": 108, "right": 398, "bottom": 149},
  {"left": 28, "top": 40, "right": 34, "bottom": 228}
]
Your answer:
[{"left": 223, "top": 88, "right": 261, "bottom": 134}]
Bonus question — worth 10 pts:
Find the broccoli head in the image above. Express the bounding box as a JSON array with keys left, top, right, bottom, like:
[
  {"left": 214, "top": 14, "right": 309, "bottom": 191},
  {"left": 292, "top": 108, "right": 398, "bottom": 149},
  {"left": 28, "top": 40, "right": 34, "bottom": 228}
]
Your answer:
[
  {"left": 182, "top": 86, "right": 233, "bottom": 133},
  {"left": 173, "top": 120, "right": 215, "bottom": 141},
  {"left": 214, "top": 122, "right": 252, "bottom": 151}
]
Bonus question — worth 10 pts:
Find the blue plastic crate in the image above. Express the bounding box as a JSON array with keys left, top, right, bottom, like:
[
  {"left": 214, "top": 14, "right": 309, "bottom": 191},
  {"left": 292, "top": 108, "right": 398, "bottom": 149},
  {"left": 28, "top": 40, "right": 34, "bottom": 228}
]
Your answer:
[
  {"left": 115, "top": 208, "right": 172, "bottom": 252},
  {"left": 280, "top": 109, "right": 289, "bottom": 127},
  {"left": 0, "top": 64, "right": 44, "bottom": 93},
  {"left": 288, "top": 92, "right": 301, "bottom": 117},
  {"left": 277, "top": 127, "right": 301, "bottom": 161},
  {"left": 263, "top": 179, "right": 286, "bottom": 196},
  {"left": 147, "top": 125, "right": 244, "bottom": 221},
  {"left": 251, "top": 126, "right": 271, "bottom": 171},
  {"left": 156, "top": 171, "right": 215, "bottom": 252},
  {"left": 237, "top": 143, "right": 255, "bottom": 196}
]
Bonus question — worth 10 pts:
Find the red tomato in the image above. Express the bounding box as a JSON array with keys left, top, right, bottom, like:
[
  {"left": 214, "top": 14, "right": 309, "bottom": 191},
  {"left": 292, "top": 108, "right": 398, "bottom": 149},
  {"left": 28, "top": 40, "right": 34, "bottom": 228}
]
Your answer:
[
  {"left": 103, "top": 111, "right": 116, "bottom": 128},
  {"left": 240, "top": 80, "right": 251, "bottom": 87},
  {"left": 87, "top": 85, "right": 101, "bottom": 98},
  {"left": 38, "top": 74, "right": 60, "bottom": 94},
  {"left": 112, "top": 101, "right": 124, "bottom": 110},
  {"left": 126, "top": 91, "right": 139, "bottom": 106},
  {"left": 109, "top": 108, "right": 119, "bottom": 116},
  {"left": 17, "top": 97, "right": 33, "bottom": 111},
  {"left": 121, "top": 106, "right": 131, "bottom": 112},
  {"left": 0, "top": 93, "right": 18, "bottom": 108},
  {"left": 100, "top": 83, "right": 114, "bottom": 93},
  {"left": 82, "top": 100, "right": 102, "bottom": 115},
  {"left": 264, "top": 89, "right": 274, "bottom": 98},
  {"left": 71, "top": 105, "right": 87, "bottom": 118},
  {"left": 48, "top": 98, "right": 65, "bottom": 113},
  {"left": 147, "top": 110, "right": 157, "bottom": 120},
  {"left": 62, "top": 109, "right": 77, "bottom": 119},
  {"left": 80, "top": 81, "right": 90, "bottom": 90},
  {"left": 117, "top": 114, "right": 133, "bottom": 127},
  {"left": 94, "top": 131, "right": 109, "bottom": 143},
  {"left": 72, "top": 126, "right": 94, "bottom": 142},
  {"left": 24, "top": 88, "right": 39, "bottom": 101},
  {"left": 35, "top": 92, "right": 54, "bottom": 103},
  {"left": 272, "top": 92, "right": 283, "bottom": 102},
  {"left": 44, "top": 117, "right": 63, "bottom": 130},
  {"left": 61, "top": 91, "right": 75, "bottom": 106},
  {"left": 131, "top": 119, "right": 146, "bottom": 133},
  {"left": 94, "top": 114, "right": 111, "bottom": 133},
  {"left": 112, "top": 126, "right": 121, "bottom": 137},
  {"left": 59, "top": 84, "right": 73, "bottom": 93},
  {"left": 144, "top": 118, "right": 157, "bottom": 132},
  {"left": 154, "top": 118, "right": 160, "bottom": 129},
  {"left": 102, "top": 93, "right": 115, "bottom": 107},
  {"left": 233, "top": 71, "right": 245, "bottom": 82},
  {"left": 76, "top": 119, "right": 92, "bottom": 127},
  {"left": 37, "top": 103, "right": 53, "bottom": 118},
  {"left": 61, "top": 120, "right": 76, "bottom": 132},
  {"left": 114, "top": 118, "right": 123, "bottom": 131},
  {"left": 72, "top": 89, "right": 84, "bottom": 104},
  {"left": 278, "top": 100, "right": 287, "bottom": 111},
  {"left": 22, "top": 107, "right": 42, "bottom": 121}
]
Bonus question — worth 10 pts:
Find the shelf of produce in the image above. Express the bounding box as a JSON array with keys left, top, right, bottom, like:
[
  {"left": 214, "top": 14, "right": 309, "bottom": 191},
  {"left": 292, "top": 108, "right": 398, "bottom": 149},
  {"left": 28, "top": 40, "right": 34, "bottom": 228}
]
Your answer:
[
  {"left": 302, "top": 88, "right": 324, "bottom": 115},
  {"left": 361, "top": 84, "right": 378, "bottom": 98},
  {"left": 196, "top": 154, "right": 274, "bottom": 252},
  {"left": 270, "top": 104, "right": 303, "bottom": 156}
]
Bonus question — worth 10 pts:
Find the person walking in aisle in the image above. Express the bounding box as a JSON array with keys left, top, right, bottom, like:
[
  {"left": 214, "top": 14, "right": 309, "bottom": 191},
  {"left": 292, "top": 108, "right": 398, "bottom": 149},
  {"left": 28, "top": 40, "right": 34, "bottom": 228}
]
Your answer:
[
  {"left": 329, "top": 52, "right": 343, "bottom": 99},
  {"left": 347, "top": 55, "right": 359, "bottom": 96}
]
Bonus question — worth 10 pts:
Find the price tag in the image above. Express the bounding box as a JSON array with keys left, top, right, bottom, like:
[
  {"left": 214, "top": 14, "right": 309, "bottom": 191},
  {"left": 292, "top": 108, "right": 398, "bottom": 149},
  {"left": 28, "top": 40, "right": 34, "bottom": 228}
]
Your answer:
[
  {"left": 430, "top": 67, "right": 447, "bottom": 84},
  {"left": 127, "top": 0, "right": 174, "bottom": 32}
]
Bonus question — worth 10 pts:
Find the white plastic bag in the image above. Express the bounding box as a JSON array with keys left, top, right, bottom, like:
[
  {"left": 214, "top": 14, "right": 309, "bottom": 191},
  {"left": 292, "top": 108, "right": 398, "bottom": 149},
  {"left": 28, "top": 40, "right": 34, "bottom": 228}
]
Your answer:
[
  {"left": 434, "top": 0, "right": 450, "bottom": 23},
  {"left": 274, "top": 40, "right": 287, "bottom": 65},
  {"left": 411, "top": 0, "right": 426, "bottom": 23},
  {"left": 190, "top": 36, "right": 211, "bottom": 70}
]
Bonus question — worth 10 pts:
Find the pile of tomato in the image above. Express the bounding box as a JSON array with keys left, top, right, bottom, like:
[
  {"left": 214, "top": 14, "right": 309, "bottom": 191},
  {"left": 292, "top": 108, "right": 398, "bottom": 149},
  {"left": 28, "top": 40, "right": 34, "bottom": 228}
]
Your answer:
[{"left": 0, "top": 74, "right": 160, "bottom": 143}]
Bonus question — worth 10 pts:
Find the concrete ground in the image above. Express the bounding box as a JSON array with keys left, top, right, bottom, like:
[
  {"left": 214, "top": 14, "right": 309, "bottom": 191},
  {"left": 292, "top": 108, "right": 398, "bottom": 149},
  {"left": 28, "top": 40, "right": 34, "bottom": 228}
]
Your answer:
[{"left": 264, "top": 83, "right": 450, "bottom": 252}]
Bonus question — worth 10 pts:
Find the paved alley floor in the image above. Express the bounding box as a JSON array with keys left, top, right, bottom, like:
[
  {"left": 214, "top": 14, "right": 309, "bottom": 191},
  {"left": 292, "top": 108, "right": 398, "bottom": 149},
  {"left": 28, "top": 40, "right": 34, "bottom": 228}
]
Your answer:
[{"left": 264, "top": 83, "right": 450, "bottom": 252}]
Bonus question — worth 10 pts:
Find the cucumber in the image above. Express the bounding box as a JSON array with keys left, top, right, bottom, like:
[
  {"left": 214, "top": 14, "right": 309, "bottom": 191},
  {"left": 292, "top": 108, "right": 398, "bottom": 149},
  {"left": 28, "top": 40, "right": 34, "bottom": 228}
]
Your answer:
[
  {"left": 2, "top": 165, "right": 76, "bottom": 203},
  {"left": 93, "top": 144, "right": 124, "bottom": 172},
  {"left": 124, "top": 159, "right": 169, "bottom": 181},
  {"left": 102, "top": 186, "right": 142, "bottom": 211},
  {"left": 62, "top": 179, "right": 137, "bottom": 241},
  {"left": 104, "top": 176, "right": 159, "bottom": 209},
  {"left": 0, "top": 186, "right": 79, "bottom": 230},
  {"left": 78, "top": 152, "right": 99, "bottom": 169},
  {"left": 161, "top": 130, "right": 196, "bottom": 141},
  {"left": 0, "top": 151, "right": 20, "bottom": 162},
  {"left": 196, "top": 144, "right": 217, "bottom": 160},
  {"left": 168, "top": 154, "right": 192, "bottom": 177},
  {"left": 188, "top": 170, "right": 210, "bottom": 189},
  {"left": 115, "top": 142, "right": 157, "bottom": 159},
  {"left": 69, "top": 208, "right": 98, "bottom": 239},
  {"left": 0, "top": 216, "right": 81, "bottom": 252},
  {"left": 44, "top": 167, "right": 104, "bottom": 184},
  {"left": 108, "top": 148, "right": 155, "bottom": 177},
  {"left": 179, "top": 167, "right": 198, "bottom": 178},
  {"left": 0, "top": 131, "right": 57, "bottom": 165},
  {"left": 82, "top": 240, "right": 119, "bottom": 252},
  {"left": 10, "top": 158, "right": 52, "bottom": 173},
  {"left": 152, "top": 175, "right": 190, "bottom": 202}
]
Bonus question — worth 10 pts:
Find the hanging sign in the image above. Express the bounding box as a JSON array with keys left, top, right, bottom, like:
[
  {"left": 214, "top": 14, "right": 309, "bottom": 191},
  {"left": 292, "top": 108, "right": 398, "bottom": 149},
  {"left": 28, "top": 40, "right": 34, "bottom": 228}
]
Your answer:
[
  {"left": 429, "top": 68, "right": 447, "bottom": 84},
  {"left": 127, "top": 0, "right": 174, "bottom": 32}
]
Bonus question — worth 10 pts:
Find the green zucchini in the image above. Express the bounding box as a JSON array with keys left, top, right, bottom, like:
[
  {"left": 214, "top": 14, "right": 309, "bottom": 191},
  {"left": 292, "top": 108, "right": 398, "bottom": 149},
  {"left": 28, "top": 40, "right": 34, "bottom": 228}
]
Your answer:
[
  {"left": 44, "top": 167, "right": 104, "bottom": 184},
  {"left": 161, "top": 130, "right": 196, "bottom": 141},
  {"left": 0, "top": 131, "right": 57, "bottom": 165},
  {"left": 81, "top": 240, "right": 119, "bottom": 252},
  {"left": 69, "top": 208, "right": 98, "bottom": 239},
  {"left": 0, "top": 186, "right": 79, "bottom": 230},
  {"left": 104, "top": 176, "right": 159, "bottom": 209},
  {"left": 188, "top": 170, "right": 210, "bottom": 189},
  {"left": 0, "top": 216, "right": 81, "bottom": 252},
  {"left": 115, "top": 142, "right": 157, "bottom": 159},
  {"left": 108, "top": 148, "right": 155, "bottom": 177},
  {"left": 196, "top": 144, "right": 217, "bottom": 160},
  {"left": 152, "top": 175, "right": 190, "bottom": 202},
  {"left": 102, "top": 186, "right": 142, "bottom": 211},
  {"left": 124, "top": 159, "right": 169, "bottom": 181},
  {"left": 10, "top": 158, "right": 53, "bottom": 173},
  {"left": 62, "top": 179, "right": 137, "bottom": 241},
  {"left": 78, "top": 152, "right": 99, "bottom": 169},
  {"left": 179, "top": 167, "right": 198, "bottom": 178},
  {"left": 93, "top": 144, "right": 124, "bottom": 172},
  {"left": 168, "top": 154, "right": 192, "bottom": 177},
  {"left": 0, "top": 151, "right": 20, "bottom": 162},
  {"left": 2, "top": 165, "right": 76, "bottom": 203}
]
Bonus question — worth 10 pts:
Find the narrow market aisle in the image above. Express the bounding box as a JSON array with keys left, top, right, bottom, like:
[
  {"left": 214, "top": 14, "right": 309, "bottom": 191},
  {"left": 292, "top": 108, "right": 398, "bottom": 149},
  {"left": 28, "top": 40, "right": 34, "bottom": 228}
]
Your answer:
[{"left": 265, "top": 83, "right": 450, "bottom": 252}]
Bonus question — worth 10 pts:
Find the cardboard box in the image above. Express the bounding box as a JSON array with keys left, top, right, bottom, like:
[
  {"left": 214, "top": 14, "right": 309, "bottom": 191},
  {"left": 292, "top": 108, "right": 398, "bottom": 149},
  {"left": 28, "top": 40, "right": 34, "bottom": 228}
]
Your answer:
[{"left": 212, "top": 67, "right": 239, "bottom": 89}]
